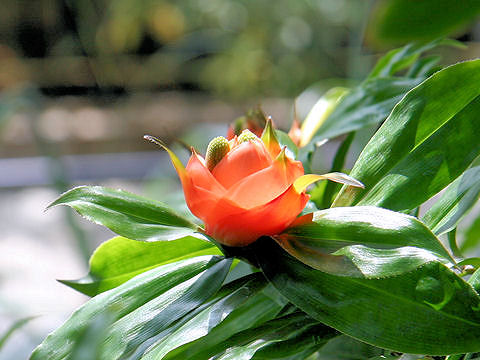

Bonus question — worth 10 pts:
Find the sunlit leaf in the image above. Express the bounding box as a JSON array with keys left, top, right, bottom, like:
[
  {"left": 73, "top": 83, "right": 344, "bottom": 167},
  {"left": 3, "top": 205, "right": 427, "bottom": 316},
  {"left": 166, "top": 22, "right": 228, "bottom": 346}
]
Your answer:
[
  {"left": 276, "top": 206, "right": 453, "bottom": 276},
  {"left": 422, "top": 166, "right": 480, "bottom": 235},
  {"left": 31, "top": 256, "right": 231, "bottom": 360},
  {"left": 334, "top": 60, "right": 480, "bottom": 212},
  {"left": 256, "top": 238, "right": 480, "bottom": 355},
  {"left": 60, "top": 236, "right": 221, "bottom": 296},
  {"left": 48, "top": 186, "right": 198, "bottom": 241}
]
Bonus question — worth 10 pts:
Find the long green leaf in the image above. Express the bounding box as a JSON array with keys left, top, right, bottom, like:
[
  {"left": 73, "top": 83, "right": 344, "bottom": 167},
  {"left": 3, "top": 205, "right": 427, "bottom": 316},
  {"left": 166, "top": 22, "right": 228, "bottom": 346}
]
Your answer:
[
  {"left": 256, "top": 238, "right": 480, "bottom": 355},
  {"left": 367, "top": 40, "right": 461, "bottom": 80},
  {"left": 304, "top": 77, "right": 422, "bottom": 143},
  {"left": 276, "top": 206, "right": 453, "bottom": 276},
  {"left": 48, "top": 186, "right": 198, "bottom": 241},
  {"left": 333, "top": 60, "right": 480, "bottom": 212},
  {"left": 423, "top": 166, "right": 480, "bottom": 235},
  {"left": 164, "top": 283, "right": 286, "bottom": 360},
  {"left": 31, "top": 255, "right": 230, "bottom": 360},
  {"left": 144, "top": 276, "right": 283, "bottom": 360},
  {"left": 212, "top": 313, "right": 336, "bottom": 360},
  {"left": 61, "top": 236, "right": 221, "bottom": 296},
  {"left": 302, "top": 40, "right": 460, "bottom": 144}
]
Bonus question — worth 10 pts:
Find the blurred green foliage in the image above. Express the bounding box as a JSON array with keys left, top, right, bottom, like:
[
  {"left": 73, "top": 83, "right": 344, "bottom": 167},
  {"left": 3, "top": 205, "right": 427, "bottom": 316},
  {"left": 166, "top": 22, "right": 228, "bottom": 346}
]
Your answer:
[
  {"left": 1, "top": 1, "right": 478, "bottom": 98},
  {"left": 0, "top": 0, "right": 369, "bottom": 97}
]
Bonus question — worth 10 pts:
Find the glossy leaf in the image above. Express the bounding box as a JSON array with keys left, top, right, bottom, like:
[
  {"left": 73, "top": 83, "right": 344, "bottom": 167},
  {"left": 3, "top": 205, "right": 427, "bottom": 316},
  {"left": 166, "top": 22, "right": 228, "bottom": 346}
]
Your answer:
[
  {"left": 133, "top": 273, "right": 269, "bottom": 360},
  {"left": 299, "top": 87, "right": 349, "bottom": 146},
  {"left": 304, "top": 77, "right": 423, "bottom": 143},
  {"left": 256, "top": 238, "right": 480, "bottom": 355},
  {"left": 61, "top": 236, "right": 222, "bottom": 296},
  {"left": 300, "top": 41, "right": 461, "bottom": 147},
  {"left": 334, "top": 60, "right": 480, "bottom": 212},
  {"left": 210, "top": 312, "right": 335, "bottom": 360},
  {"left": 163, "top": 284, "right": 286, "bottom": 359},
  {"left": 423, "top": 166, "right": 480, "bottom": 235},
  {"left": 31, "top": 256, "right": 231, "bottom": 360},
  {"left": 48, "top": 186, "right": 198, "bottom": 241},
  {"left": 368, "top": 0, "right": 480, "bottom": 44},
  {"left": 276, "top": 206, "right": 453, "bottom": 276}
]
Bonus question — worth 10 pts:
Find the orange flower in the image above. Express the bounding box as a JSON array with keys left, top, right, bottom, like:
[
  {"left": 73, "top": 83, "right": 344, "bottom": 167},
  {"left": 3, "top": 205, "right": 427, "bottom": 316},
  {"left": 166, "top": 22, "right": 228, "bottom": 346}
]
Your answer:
[{"left": 145, "top": 120, "right": 363, "bottom": 247}]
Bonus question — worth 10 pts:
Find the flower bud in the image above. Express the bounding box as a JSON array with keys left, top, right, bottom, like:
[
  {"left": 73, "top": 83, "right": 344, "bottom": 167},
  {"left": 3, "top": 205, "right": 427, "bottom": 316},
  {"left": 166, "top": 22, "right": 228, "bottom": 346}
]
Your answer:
[
  {"left": 206, "top": 136, "right": 230, "bottom": 171},
  {"left": 238, "top": 129, "right": 259, "bottom": 143}
]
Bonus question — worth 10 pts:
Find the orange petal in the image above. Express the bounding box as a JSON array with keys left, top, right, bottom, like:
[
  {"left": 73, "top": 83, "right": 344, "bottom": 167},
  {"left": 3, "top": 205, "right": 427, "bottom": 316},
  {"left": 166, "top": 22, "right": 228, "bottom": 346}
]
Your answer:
[
  {"left": 182, "top": 180, "right": 223, "bottom": 223},
  {"left": 212, "top": 140, "right": 272, "bottom": 189},
  {"left": 226, "top": 150, "right": 304, "bottom": 209},
  {"left": 186, "top": 152, "right": 226, "bottom": 194},
  {"left": 205, "top": 185, "right": 310, "bottom": 247}
]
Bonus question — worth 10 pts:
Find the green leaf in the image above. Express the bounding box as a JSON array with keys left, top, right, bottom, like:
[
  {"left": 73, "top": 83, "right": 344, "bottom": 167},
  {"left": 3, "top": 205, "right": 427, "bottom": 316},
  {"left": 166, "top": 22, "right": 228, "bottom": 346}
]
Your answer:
[
  {"left": 48, "top": 186, "right": 198, "bottom": 241},
  {"left": 31, "top": 255, "right": 231, "bottom": 360},
  {"left": 367, "top": 40, "right": 462, "bottom": 80},
  {"left": 469, "top": 268, "right": 480, "bottom": 294},
  {"left": 333, "top": 60, "right": 480, "bottom": 212},
  {"left": 276, "top": 206, "right": 453, "bottom": 276},
  {"left": 256, "top": 238, "right": 480, "bottom": 355},
  {"left": 368, "top": 0, "right": 480, "bottom": 44},
  {"left": 300, "top": 40, "right": 461, "bottom": 146},
  {"left": 153, "top": 279, "right": 285, "bottom": 360},
  {"left": 274, "top": 129, "right": 298, "bottom": 159},
  {"left": 164, "top": 283, "right": 286, "bottom": 360},
  {"left": 211, "top": 313, "right": 336, "bottom": 360},
  {"left": 132, "top": 273, "right": 268, "bottom": 360},
  {"left": 298, "top": 87, "right": 349, "bottom": 146},
  {"left": 60, "top": 236, "right": 222, "bottom": 296},
  {"left": 315, "top": 335, "right": 384, "bottom": 360},
  {"left": 304, "top": 77, "right": 423, "bottom": 143},
  {"left": 422, "top": 166, "right": 480, "bottom": 235}
]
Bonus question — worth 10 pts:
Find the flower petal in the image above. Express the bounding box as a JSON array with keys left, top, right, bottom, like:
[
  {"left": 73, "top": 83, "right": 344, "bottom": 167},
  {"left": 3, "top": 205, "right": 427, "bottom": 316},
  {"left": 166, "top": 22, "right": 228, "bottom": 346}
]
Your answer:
[
  {"left": 212, "top": 140, "right": 272, "bottom": 189},
  {"left": 205, "top": 185, "right": 310, "bottom": 246},
  {"left": 225, "top": 151, "right": 304, "bottom": 209},
  {"left": 186, "top": 152, "right": 226, "bottom": 194}
]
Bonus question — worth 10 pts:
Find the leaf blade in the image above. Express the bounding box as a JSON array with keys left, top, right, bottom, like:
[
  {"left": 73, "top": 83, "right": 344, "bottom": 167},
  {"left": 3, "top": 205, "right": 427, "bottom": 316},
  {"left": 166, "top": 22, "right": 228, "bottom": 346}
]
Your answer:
[{"left": 48, "top": 186, "right": 198, "bottom": 241}]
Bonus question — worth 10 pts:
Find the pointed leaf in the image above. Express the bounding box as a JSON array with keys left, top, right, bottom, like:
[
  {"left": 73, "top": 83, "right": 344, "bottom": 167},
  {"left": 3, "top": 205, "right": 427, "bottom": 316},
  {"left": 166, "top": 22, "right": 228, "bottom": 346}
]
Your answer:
[
  {"left": 334, "top": 60, "right": 480, "bottom": 212},
  {"left": 277, "top": 206, "right": 453, "bottom": 274},
  {"left": 31, "top": 256, "right": 231, "bottom": 360},
  {"left": 61, "top": 236, "right": 221, "bottom": 296},
  {"left": 48, "top": 186, "right": 198, "bottom": 241},
  {"left": 422, "top": 166, "right": 480, "bottom": 235},
  {"left": 256, "top": 238, "right": 480, "bottom": 355}
]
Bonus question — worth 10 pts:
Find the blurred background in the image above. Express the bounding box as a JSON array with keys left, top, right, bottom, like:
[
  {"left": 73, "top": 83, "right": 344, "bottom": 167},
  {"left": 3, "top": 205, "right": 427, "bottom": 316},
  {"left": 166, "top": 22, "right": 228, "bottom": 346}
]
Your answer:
[{"left": 1, "top": 0, "right": 479, "bottom": 358}]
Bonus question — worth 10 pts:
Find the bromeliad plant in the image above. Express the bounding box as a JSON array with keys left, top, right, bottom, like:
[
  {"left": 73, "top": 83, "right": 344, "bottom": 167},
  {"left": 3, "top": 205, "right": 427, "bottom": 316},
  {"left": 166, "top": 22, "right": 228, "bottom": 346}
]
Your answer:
[{"left": 32, "top": 41, "right": 480, "bottom": 359}]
